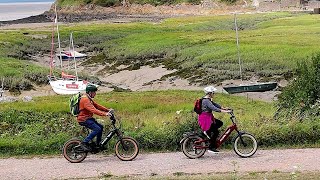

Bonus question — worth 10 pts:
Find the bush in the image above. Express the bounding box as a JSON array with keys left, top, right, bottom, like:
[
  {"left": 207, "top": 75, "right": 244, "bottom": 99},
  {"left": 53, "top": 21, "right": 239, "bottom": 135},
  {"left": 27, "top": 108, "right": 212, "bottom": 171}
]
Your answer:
[
  {"left": 94, "top": 0, "right": 121, "bottom": 6},
  {"left": 187, "top": 0, "right": 201, "bottom": 4},
  {"left": 131, "top": 111, "right": 199, "bottom": 151},
  {"left": 276, "top": 53, "right": 320, "bottom": 120},
  {"left": 0, "top": 110, "right": 79, "bottom": 155},
  {"left": 220, "top": 0, "right": 237, "bottom": 4}
]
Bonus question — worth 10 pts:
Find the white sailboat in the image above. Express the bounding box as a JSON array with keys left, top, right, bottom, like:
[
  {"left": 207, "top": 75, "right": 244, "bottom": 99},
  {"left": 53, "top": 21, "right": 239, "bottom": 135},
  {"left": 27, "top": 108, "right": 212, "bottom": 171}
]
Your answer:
[
  {"left": 56, "top": 50, "right": 87, "bottom": 60},
  {"left": 56, "top": 32, "right": 87, "bottom": 60},
  {"left": 48, "top": 7, "right": 91, "bottom": 95}
]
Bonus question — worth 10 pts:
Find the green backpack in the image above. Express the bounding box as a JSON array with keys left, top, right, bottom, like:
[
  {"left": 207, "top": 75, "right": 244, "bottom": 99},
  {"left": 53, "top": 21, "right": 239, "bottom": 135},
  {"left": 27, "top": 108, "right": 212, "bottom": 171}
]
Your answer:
[{"left": 69, "top": 93, "right": 82, "bottom": 116}]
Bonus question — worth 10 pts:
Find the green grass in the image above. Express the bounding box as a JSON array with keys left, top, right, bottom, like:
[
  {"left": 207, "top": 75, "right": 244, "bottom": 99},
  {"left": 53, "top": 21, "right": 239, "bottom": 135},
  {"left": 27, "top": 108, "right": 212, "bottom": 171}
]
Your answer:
[
  {"left": 1, "top": 13, "right": 320, "bottom": 155},
  {"left": 0, "top": 90, "right": 319, "bottom": 156},
  {"left": 75, "top": 12, "right": 320, "bottom": 84},
  {"left": 2, "top": 12, "right": 320, "bottom": 87}
]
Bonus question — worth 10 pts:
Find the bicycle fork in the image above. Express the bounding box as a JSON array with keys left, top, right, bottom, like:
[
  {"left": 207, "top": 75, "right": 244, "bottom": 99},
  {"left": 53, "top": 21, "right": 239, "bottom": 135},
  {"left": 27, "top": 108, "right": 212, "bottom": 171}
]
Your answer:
[
  {"left": 116, "top": 129, "right": 129, "bottom": 151},
  {"left": 236, "top": 130, "right": 247, "bottom": 147}
]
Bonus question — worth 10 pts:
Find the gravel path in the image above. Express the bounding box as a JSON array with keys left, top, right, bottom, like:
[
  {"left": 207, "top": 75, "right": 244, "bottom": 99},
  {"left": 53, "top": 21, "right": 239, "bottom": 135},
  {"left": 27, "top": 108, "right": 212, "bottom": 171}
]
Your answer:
[{"left": 0, "top": 148, "right": 319, "bottom": 179}]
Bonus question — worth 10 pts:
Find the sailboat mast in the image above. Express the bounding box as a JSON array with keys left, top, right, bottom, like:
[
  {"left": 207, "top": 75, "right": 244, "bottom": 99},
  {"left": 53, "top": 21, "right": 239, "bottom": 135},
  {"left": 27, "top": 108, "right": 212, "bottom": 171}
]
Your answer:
[
  {"left": 55, "top": 5, "right": 63, "bottom": 69},
  {"left": 68, "top": 34, "right": 72, "bottom": 70},
  {"left": 234, "top": 13, "right": 242, "bottom": 81},
  {"left": 70, "top": 32, "right": 78, "bottom": 81},
  {"left": 49, "top": 13, "right": 55, "bottom": 77}
]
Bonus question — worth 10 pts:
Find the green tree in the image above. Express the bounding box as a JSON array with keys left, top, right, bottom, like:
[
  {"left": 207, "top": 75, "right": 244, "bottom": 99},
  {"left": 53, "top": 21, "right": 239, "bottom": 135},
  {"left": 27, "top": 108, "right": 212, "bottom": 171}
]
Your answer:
[{"left": 277, "top": 53, "right": 320, "bottom": 120}]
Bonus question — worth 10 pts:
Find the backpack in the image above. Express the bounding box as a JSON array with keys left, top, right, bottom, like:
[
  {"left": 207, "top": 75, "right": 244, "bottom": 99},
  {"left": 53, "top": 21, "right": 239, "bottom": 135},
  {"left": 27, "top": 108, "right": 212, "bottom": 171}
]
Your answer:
[
  {"left": 69, "top": 93, "right": 82, "bottom": 116},
  {"left": 193, "top": 98, "right": 203, "bottom": 114}
]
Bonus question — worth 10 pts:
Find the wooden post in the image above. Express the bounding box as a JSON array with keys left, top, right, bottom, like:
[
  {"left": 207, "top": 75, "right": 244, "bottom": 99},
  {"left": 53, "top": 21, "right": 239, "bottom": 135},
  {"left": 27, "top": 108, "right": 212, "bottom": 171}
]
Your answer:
[
  {"left": 0, "top": 78, "right": 4, "bottom": 97},
  {"left": 234, "top": 13, "right": 243, "bottom": 82}
]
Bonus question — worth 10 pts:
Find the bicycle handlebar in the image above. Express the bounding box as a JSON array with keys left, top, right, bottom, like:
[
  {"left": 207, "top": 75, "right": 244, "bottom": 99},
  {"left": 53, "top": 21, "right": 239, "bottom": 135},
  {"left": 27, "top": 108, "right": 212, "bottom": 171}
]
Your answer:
[
  {"left": 107, "top": 111, "right": 116, "bottom": 124},
  {"left": 227, "top": 109, "right": 235, "bottom": 118}
]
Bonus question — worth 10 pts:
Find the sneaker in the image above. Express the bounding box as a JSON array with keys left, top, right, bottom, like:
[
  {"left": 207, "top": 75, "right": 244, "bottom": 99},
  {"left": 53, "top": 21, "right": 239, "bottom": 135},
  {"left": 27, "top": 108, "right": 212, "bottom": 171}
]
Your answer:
[
  {"left": 80, "top": 142, "right": 92, "bottom": 152},
  {"left": 208, "top": 148, "right": 219, "bottom": 154}
]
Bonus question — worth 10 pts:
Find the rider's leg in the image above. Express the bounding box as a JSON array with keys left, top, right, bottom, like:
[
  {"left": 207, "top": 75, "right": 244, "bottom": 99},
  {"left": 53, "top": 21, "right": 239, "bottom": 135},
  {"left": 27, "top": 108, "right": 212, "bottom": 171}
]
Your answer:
[
  {"left": 208, "top": 119, "right": 223, "bottom": 150},
  {"left": 79, "top": 118, "right": 103, "bottom": 150},
  {"left": 94, "top": 120, "right": 104, "bottom": 146},
  {"left": 207, "top": 124, "right": 215, "bottom": 150},
  {"left": 212, "top": 119, "right": 223, "bottom": 139}
]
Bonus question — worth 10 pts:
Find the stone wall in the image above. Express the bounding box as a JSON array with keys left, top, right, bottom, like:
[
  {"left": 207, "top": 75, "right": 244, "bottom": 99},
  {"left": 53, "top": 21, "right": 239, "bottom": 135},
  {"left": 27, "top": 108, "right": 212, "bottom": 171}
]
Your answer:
[
  {"left": 258, "top": 1, "right": 281, "bottom": 11},
  {"left": 255, "top": 0, "right": 303, "bottom": 11},
  {"left": 280, "top": 0, "right": 300, "bottom": 8},
  {"left": 308, "top": 0, "right": 320, "bottom": 9}
]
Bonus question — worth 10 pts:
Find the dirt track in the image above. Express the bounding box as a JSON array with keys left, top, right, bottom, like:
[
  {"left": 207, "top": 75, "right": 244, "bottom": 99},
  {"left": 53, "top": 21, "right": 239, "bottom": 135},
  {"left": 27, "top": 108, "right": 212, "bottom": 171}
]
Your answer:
[{"left": 0, "top": 148, "right": 319, "bottom": 179}]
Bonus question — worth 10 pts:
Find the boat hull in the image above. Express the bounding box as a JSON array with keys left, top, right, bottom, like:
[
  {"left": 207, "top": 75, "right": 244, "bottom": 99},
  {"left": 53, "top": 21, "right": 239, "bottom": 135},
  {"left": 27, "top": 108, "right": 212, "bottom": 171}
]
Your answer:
[
  {"left": 223, "top": 82, "right": 278, "bottom": 94},
  {"left": 56, "top": 51, "right": 87, "bottom": 61},
  {"left": 49, "top": 79, "right": 87, "bottom": 95}
]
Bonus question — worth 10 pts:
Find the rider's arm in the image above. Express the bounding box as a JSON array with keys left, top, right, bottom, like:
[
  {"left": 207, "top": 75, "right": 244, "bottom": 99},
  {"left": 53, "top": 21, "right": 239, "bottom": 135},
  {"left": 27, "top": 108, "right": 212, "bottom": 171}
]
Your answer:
[
  {"left": 203, "top": 99, "right": 221, "bottom": 112},
  {"left": 204, "top": 99, "right": 230, "bottom": 113},
  {"left": 92, "top": 101, "right": 109, "bottom": 112},
  {"left": 219, "top": 105, "right": 232, "bottom": 112},
  {"left": 82, "top": 98, "right": 108, "bottom": 116}
]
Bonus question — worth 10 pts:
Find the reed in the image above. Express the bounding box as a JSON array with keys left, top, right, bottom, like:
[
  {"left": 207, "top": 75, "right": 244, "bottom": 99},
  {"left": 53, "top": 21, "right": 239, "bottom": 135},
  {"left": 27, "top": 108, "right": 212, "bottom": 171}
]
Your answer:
[{"left": 0, "top": 90, "right": 319, "bottom": 156}]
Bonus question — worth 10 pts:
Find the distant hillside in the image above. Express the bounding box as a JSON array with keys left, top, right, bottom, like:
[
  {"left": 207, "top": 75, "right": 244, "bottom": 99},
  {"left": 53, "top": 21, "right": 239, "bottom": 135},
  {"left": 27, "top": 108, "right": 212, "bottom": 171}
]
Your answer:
[{"left": 55, "top": 0, "right": 236, "bottom": 7}]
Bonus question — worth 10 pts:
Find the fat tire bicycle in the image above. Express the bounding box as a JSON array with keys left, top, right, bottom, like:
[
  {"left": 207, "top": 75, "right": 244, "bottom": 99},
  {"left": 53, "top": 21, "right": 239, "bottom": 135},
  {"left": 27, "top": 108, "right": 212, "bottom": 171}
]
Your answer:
[
  {"left": 63, "top": 112, "right": 139, "bottom": 163},
  {"left": 180, "top": 109, "right": 257, "bottom": 159}
]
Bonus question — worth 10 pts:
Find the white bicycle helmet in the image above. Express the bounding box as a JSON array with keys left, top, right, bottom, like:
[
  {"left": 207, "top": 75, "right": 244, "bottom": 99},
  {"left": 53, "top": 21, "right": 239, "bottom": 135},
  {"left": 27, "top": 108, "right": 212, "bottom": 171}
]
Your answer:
[{"left": 204, "top": 86, "right": 217, "bottom": 94}]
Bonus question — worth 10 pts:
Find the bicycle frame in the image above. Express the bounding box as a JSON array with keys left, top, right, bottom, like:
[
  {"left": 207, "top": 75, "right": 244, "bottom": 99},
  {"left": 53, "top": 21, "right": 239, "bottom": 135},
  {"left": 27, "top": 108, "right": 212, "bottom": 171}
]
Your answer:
[
  {"left": 194, "top": 111, "right": 242, "bottom": 149},
  {"left": 216, "top": 111, "right": 242, "bottom": 147},
  {"left": 99, "top": 115, "right": 123, "bottom": 149}
]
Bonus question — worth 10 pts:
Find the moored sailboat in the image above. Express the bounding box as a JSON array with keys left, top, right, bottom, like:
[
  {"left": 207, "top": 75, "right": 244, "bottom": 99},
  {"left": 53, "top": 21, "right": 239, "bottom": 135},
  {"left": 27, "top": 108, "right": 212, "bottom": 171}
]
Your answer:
[
  {"left": 222, "top": 14, "right": 277, "bottom": 94},
  {"left": 48, "top": 7, "right": 93, "bottom": 95}
]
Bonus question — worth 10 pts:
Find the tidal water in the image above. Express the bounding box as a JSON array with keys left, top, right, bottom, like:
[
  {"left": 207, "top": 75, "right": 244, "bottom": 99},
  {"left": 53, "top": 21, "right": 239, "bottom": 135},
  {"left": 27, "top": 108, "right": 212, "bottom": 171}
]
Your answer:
[{"left": 0, "top": 1, "right": 54, "bottom": 21}]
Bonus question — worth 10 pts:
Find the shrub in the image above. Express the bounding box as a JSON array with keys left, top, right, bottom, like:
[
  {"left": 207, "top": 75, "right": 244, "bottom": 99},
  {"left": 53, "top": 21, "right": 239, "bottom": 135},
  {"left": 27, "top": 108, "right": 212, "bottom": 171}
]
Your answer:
[
  {"left": 276, "top": 53, "right": 320, "bottom": 120},
  {"left": 220, "top": 0, "right": 237, "bottom": 4},
  {"left": 131, "top": 111, "right": 199, "bottom": 151},
  {"left": 94, "top": 0, "right": 121, "bottom": 7}
]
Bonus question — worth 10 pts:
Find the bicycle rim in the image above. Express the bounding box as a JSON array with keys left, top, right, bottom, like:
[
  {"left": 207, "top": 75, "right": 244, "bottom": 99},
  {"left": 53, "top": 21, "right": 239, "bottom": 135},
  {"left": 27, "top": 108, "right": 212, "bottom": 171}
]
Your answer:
[
  {"left": 115, "top": 137, "right": 139, "bottom": 161},
  {"left": 233, "top": 133, "right": 258, "bottom": 158},
  {"left": 63, "top": 139, "right": 87, "bottom": 163},
  {"left": 182, "top": 136, "right": 206, "bottom": 159}
]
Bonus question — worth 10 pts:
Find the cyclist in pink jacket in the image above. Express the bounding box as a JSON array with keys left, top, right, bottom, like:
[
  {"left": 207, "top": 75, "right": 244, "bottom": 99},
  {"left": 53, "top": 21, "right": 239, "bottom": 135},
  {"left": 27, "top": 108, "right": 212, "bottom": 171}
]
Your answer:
[{"left": 198, "top": 86, "right": 231, "bottom": 153}]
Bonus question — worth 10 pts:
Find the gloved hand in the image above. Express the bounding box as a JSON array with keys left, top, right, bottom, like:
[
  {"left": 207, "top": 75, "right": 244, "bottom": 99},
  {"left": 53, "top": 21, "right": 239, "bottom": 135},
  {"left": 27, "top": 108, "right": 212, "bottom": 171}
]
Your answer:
[{"left": 108, "top": 109, "right": 114, "bottom": 115}]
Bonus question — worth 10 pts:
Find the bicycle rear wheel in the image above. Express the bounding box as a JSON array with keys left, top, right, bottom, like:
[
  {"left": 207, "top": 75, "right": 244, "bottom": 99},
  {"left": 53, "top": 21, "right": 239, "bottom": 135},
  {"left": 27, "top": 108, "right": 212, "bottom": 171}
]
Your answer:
[
  {"left": 233, "top": 133, "right": 258, "bottom": 158},
  {"left": 63, "top": 138, "right": 87, "bottom": 163},
  {"left": 115, "top": 137, "right": 139, "bottom": 161},
  {"left": 182, "top": 135, "right": 206, "bottom": 159}
]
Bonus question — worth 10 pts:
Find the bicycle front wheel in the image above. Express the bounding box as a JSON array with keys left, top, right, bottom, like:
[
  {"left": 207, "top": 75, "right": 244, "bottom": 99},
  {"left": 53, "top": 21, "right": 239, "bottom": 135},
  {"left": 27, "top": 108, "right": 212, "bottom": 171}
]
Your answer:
[
  {"left": 115, "top": 137, "right": 139, "bottom": 161},
  {"left": 182, "top": 135, "right": 206, "bottom": 159},
  {"left": 233, "top": 133, "right": 258, "bottom": 158},
  {"left": 63, "top": 138, "right": 87, "bottom": 163}
]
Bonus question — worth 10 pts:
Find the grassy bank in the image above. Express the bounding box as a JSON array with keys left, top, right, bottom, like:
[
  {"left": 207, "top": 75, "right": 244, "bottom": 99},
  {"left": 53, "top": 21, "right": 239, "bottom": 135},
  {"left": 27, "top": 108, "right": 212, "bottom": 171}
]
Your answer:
[
  {"left": 56, "top": 0, "right": 205, "bottom": 7},
  {"left": 0, "top": 90, "right": 319, "bottom": 156},
  {"left": 2, "top": 12, "right": 320, "bottom": 89},
  {"left": 0, "top": 57, "right": 48, "bottom": 93}
]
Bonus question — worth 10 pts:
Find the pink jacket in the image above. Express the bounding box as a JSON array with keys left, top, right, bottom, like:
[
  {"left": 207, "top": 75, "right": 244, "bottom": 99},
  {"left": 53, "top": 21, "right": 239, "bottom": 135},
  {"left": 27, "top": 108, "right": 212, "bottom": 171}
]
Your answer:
[{"left": 198, "top": 112, "right": 214, "bottom": 131}]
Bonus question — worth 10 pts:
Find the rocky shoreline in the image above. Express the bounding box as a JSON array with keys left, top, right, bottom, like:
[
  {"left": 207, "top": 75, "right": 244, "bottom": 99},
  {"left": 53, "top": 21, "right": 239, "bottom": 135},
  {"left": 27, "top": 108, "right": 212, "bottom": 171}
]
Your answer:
[
  {"left": 0, "top": 14, "right": 51, "bottom": 25},
  {"left": 0, "top": 1, "right": 251, "bottom": 25},
  {"left": 0, "top": 12, "right": 167, "bottom": 26}
]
